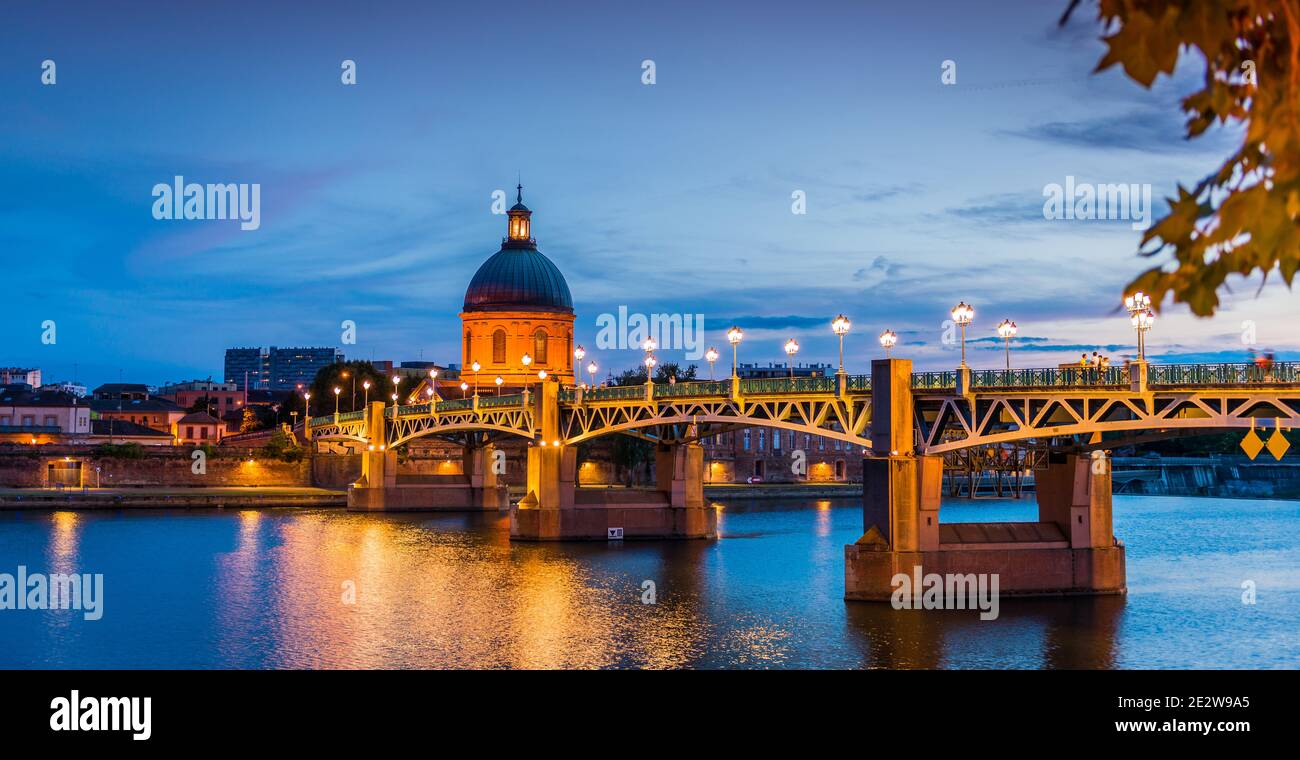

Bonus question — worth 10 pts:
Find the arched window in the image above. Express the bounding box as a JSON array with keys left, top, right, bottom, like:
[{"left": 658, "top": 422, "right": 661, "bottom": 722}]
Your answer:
[
  {"left": 492, "top": 329, "right": 506, "bottom": 364},
  {"left": 533, "top": 328, "right": 548, "bottom": 364}
]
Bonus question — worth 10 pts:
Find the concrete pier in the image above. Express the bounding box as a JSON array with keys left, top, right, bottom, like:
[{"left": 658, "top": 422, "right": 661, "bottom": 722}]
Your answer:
[
  {"left": 844, "top": 359, "right": 1126, "bottom": 600},
  {"left": 346, "top": 402, "right": 508, "bottom": 512},
  {"left": 510, "top": 382, "right": 715, "bottom": 540}
]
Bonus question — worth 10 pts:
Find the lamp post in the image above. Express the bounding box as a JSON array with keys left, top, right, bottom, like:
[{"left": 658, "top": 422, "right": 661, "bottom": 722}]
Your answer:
[
  {"left": 784, "top": 338, "right": 800, "bottom": 378},
  {"left": 996, "top": 319, "right": 1018, "bottom": 371},
  {"left": 574, "top": 345, "right": 585, "bottom": 384},
  {"left": 1131, "top": 308, "right": 1155, "bottom": 361},
  {"left": 362, "top": 380, "right": 370, "bottom": 409},
  {"left": 392, "top": 374, "right": 402, "bottom": 405},
  {"left": 495, "top": 376, "right": 504, "bottom": 395},
  {"left": 303, "top": 391, "right": 311, "bottom": 419},
  {"left": 333, "top": 386, "right": 341, "bottom": 416},
  {"left": 428, "top": 368, "right": 439, "bottom": 402},
  {"left": 391, "top": 392, "right": 399, "bottom": 412},
  {"left": 471, "top": 360, "right": 481, "bottom": 397},
  {"left": 459, "top": 381, "right": 469, "bottom": 399},
  {"left": 705, "top": 347, "right": 719, "bottom": 381},
  {"left": 1125, "top": 292, "right": 1153, "bottom": 361},
  {"left": 831, "top": 314, "right": 851, "bottom": 374},
  {"left": 879, "top": 329, "right": 897, "bottom": 358},
  {"left": 644, "top": 354, "right": 657, "bottom": 384},
  {"left": 522, "top": 353, "right": 533, "bottom": 395},
  {"left": 726, "top": 326, "right": 744, "bottom": 378},
  {"left": 586, "top": 361, "right": 597, "bottom": 388},
  {"left": 951, "top": 301, "right": 974, "bottom": 367}
]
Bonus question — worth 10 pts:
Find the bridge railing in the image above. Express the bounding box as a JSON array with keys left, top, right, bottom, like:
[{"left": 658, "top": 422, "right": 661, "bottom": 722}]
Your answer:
[
  {"left": 911, "top": 371, "right": 956, "bottom": 390},
  {"left": 582, "top": 384, "right": 650, "bottom": 402},
  {"left": 971, "top": 366, "right": 1129, "bottom": 388},
  {"left": 654, "top": 380, "right": 730, "bottom": 399},
  {"left": 478, "top": 393, "right": 526, "bottom": 409},
  {"left": 309, "top": 414, "right": 334, "bottom": 427},
  {"left": 739, "top": 376, "right": 837, "bottom": 394},
  {"left": 845, "top": 374, "right": 871, "bottom": 391},
  {"left": 1149, "top": 361, "right": 1300, "bottom": 386}
]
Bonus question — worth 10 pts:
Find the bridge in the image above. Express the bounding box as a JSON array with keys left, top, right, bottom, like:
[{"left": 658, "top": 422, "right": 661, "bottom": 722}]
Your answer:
[{"left": 306, "top": 358, "right": 1299, "bottom": 600}]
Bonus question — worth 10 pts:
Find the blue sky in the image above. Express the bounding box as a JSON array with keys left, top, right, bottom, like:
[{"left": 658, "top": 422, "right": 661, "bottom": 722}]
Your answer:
[{"left": 2, "top": 0, "right": 1294, "bottom": 388}]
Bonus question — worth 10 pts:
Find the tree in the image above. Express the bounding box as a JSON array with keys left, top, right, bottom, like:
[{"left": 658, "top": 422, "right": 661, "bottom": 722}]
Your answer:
[
  {"left": 307, "top": 361, "right": 392, "bottom": 413},
  {"left": 1064, "top": 0, "right": 1300, "bottom": 315},
  {"left": 238, "top": 406, "right": 261, "bottom": 433}
]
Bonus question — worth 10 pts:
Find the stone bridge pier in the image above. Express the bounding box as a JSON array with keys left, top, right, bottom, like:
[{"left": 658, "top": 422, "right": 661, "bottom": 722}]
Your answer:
[
  {"left": 511, "top": 381, "right": 716, "bottom": 540},
  {"left": 845, "top": 359, "right": 1126, "bottom": 600},
  {"left": 347, "top": 401, "right": 508, "bottom": 512}
]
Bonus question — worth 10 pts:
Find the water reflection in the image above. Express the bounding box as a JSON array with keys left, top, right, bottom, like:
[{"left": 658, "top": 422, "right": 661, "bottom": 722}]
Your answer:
[{"left": 0, "top": 494, "right": 1295, "bottom": 669}]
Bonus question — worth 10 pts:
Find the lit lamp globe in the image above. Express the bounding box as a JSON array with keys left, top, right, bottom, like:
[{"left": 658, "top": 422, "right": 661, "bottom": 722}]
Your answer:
[
  {"left": 783, "top": 338, "right": 800, "bottom": 378},
  {"left": 879, "top": 329, "right": 898, "bottom": 358},
  {"left": 574, "top": 345, "right": 586, "bottom": 362},
  {"left": 586, "top": 361, "right": 598, "bottom": 387}
]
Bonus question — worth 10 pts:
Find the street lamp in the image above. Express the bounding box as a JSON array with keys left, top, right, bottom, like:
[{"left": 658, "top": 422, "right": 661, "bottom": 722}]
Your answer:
[
  {"left": 879, "top": 329, "right": 897, "bottom": 358},
  {"left": 727, "top": 326, "right": 744, "bottom": 378},
  {"left": 392, "top": 374, "right": 402, "bottom": 404},
  {"left": 574, "top": 345, "right": 585, "bottom": 364},
  {"left": 428, "top": 369, "right": 439, "bottom": 402},
  {"left": 951, "top": 301, "right": 974, "bottom": 367},
  {"left": 1131, "top": 308, "right": 1155, "bottom": 361},
  {"left": 585, "top": 361, "right": 597, "bottom": 388},
  {"left": 495, "top": 376, "right": 504, "bottom": 395},
  {"left": 642, "top": 337, "right": 657, "bottom": 353},
  {"left": 471, "top": 360, "right": 481, "bottom": 396},
  {"left": 996, "top": 319, "right": 1018, "bottom": 370},
  {"left": 831, "top": 314, "right": 851, "bottom": 374},
  {"left": 303, "top": 391, "right": 311, "bottom": 418},
  {"left": 333, "top": 386, "right": 341, "bottom": 415},
  {"left": 644, "top": 354, "right": 657, "bottom": 383},
  {"left": 459, "top": 381, "right": 469, "bottom": 398},
  {"left": 362, "top": 380, "right": 371, "bottom": 409},
  {"left": 705, "top": 347, "right": 719, "bottom": 380},
  {"left": 784, "top": 338, "right": 800, "bottom": 378},
  {"left": 1125, "top": 292, "right": 1154, "bottom": 361}
]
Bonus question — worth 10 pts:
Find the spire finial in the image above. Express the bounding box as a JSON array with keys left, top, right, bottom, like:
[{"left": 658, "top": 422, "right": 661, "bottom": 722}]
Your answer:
[{"left": 517, "top": 182, "right": 523, "bottom": 204}]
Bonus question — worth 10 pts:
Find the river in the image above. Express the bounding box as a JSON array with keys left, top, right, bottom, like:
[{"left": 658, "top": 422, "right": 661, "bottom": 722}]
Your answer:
[{"left": 1, "top": 494, "right": 1297, "bottom": 668}]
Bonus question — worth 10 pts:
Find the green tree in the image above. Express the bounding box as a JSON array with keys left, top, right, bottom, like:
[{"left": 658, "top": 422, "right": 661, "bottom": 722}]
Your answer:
[
  {"left": 1064, "top": 0, "right": 1300, "bottom": 315},
  {"left": 306, "top": 361, "right": 393, "bottom": 414},
  {"left": 238, "top": 406, "right": 261, "bottom": 433}
]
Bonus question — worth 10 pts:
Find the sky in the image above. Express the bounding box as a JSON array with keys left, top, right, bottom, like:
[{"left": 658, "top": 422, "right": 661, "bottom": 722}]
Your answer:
[{"left": 2, "top": 0, "right": 1295, "bottom": 389}]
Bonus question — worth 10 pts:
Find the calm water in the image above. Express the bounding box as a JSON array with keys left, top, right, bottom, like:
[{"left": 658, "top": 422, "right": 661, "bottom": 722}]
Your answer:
[{"left": 1, "top": 495, "right": 1297, "bottom": 669}]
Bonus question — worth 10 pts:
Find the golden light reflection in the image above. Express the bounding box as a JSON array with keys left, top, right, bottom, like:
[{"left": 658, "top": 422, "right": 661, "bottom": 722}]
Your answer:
[
  {"left": 207, "top": 511, "right": 709, "bottom": 669},
  {"left": 46, "top": 511, "right": 80, "bottom": 575}
]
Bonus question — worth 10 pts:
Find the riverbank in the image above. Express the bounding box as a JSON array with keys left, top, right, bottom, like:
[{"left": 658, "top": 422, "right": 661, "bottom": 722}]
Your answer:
[{"left": 0, "top": 486, "right": 347, "bottom": 510}]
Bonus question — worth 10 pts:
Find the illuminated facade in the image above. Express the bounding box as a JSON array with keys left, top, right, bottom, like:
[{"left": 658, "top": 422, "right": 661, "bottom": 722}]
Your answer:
[{"left": 458, "top": 186, "right": 575, "bottom": 390}]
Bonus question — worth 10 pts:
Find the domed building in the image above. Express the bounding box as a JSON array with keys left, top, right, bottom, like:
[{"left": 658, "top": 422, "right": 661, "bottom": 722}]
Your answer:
[{"left": 459, "top": 186, "right": 575, "bottom": 389}]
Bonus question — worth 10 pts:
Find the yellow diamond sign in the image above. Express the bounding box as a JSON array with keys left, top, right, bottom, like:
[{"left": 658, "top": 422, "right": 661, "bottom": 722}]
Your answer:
[
  {"left": 1266, "top": 428, "right": 1291, "bottom": 461},
  {"left": 1240, "top": 427, "right": 1264, "bottom": 460}
]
